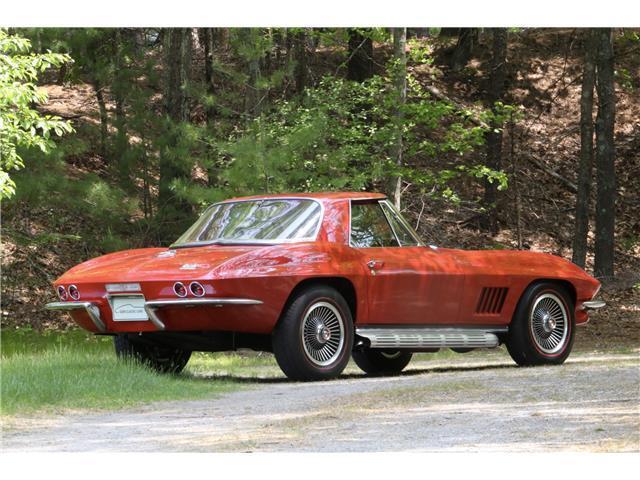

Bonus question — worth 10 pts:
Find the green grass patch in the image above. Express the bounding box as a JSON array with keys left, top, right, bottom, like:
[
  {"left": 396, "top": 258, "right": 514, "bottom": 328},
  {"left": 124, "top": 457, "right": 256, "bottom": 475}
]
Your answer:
[
  {"left": 2, "top": 327, "right": 628, "bottom": 418},
  {"left": 188, "top": 351, "right": 281, "bottom": 378},
  {"left": 0, "top": 329, "right": 239, "bottom": 417}
]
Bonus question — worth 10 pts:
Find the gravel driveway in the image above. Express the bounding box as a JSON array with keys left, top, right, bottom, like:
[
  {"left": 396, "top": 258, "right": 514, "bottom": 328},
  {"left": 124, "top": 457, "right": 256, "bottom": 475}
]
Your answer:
[{"left": 2, "top": 352, "right": 639, "bottom": 452}]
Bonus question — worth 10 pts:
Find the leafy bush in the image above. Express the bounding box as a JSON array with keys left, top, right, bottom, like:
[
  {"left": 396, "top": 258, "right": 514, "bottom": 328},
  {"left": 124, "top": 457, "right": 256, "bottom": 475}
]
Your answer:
[
  {"left": 0, "top": 29, "right": 73, "bottom": 199},
  {"left": 211, "top": 73, "right": 500, "bottom": 203}
]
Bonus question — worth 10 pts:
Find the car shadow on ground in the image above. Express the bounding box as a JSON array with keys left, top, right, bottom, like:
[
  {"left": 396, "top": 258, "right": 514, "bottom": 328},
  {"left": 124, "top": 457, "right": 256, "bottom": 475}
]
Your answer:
[{"left": 188, "top": 361, "right": 519, "bottom": 385}]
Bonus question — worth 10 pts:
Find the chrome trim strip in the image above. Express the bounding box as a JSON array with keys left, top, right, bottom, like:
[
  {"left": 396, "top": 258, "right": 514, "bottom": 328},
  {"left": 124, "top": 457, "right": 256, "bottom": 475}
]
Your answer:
[
  {"left": 145, "top": 298, "right": 263, "bottom": 308},
  {"left": 45, "top": 301, "right": 106, "bottom": 333},
  {"left": 378, "top": 200, "right": 403, "bottom": 247},
  {"left": 380, "top": 199, "right": 424, "bottom": 246},
  {"left": 348, "top": 198, "right": 424, "bottom": 248},
  {"left": 581, "top": 300, "right": 606, "bottom": 310},
  {"left": 143, "top": 298, "right": 264, "bottom": 331},
  {"left": 356, "top": 327, "right": 504, "bottom": 349}
]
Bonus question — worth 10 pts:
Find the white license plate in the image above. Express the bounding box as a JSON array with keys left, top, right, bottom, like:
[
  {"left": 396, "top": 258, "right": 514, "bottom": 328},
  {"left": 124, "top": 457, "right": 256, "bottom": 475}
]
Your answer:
[{"left": 110, "top": 295, "right": 148, "bottom": 321}]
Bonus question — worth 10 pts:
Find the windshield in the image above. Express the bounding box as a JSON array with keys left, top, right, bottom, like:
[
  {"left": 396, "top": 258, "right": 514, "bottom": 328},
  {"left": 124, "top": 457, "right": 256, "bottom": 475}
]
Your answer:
[{"left": 172, "top": 199, "right": 322, "bottom": 247}]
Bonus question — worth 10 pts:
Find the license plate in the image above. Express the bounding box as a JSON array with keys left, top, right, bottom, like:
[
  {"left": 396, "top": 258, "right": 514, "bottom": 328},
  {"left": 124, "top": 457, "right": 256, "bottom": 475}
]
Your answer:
[{"left": 110, "top": 295, "right": 148, "bottom": 321}]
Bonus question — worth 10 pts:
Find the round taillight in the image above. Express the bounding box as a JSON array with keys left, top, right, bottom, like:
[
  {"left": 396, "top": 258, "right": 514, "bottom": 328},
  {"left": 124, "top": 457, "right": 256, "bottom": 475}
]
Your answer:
[
  {"left": 189, "top": 282, "right": 205, "bottom": 297},
  {"left": 68, "top": 284, "right": 80, "bottom": 300},
  {"left": 173, "top": 282, "right": 187, "bottom": 297},
  {"left": 57, "top": 286, "right": 68, "bottom": 301}
]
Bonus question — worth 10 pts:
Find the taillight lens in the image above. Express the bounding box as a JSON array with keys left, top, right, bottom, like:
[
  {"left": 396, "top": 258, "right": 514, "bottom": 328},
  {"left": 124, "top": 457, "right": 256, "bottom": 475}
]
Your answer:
[
  {"left": 57, "top": 286, "right": 68, "bottom": 301},
  {"left": 173, "top": 282, "right": 187, "bottom": 297},
  {"left": 189, "top": 282, "right": 205, "bottom": 297},
  {"left": 68, "top": 285, "right": 80, "bottom": 300}
]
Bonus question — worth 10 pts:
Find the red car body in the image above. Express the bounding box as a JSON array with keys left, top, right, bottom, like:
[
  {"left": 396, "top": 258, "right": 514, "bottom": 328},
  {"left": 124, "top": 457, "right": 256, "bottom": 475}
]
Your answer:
[{"left": 47, "top": 192, "right": 603, "bottom": 379}]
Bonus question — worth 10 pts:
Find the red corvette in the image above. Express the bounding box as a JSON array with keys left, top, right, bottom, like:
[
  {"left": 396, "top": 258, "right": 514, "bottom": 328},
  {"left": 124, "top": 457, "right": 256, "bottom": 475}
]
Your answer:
[{"left": 46, "top": 192, "right": 605, "bottom": 380}]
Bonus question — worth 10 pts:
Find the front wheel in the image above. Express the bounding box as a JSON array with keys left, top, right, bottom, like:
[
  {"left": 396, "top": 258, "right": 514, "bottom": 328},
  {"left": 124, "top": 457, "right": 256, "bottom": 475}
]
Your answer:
[
  {"left": 272, "top": 285, "right": 354, "bottom": 381},
  {"left": 506, "top": 282, "right": 575, "bottom": 366},
  {"left": 114, "top": 334, "right": 191, "bottom": 374},
  {"left": 352, "top": 349, "right": 413, "bottom": 376}
]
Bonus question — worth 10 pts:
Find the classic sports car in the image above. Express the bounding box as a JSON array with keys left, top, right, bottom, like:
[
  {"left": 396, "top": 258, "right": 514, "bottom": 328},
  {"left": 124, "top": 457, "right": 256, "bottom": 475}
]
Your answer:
[{"left": 46, "top": 192, "right": 605, "bottom": 380}]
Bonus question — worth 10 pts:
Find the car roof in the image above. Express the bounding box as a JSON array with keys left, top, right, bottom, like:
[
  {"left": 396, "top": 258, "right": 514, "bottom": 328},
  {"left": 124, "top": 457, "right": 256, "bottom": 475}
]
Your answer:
[{"left": 225, "top": 192, "right": 387, "bottom": 202}]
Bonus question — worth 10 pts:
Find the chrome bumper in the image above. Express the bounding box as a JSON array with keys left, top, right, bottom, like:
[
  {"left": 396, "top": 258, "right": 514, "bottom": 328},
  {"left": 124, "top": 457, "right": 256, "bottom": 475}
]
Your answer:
[
  {"left": 143, "top": 298, "right": 263, "bottom": 330},
  {"left": 581, "top": 300, "right": 606, "bottom": 310},
  {"left": 45, "top": 301, "right": 106, "bottom": 332},
  {"left": 45, "top": 298, "right": 262, "bottom": 332}
]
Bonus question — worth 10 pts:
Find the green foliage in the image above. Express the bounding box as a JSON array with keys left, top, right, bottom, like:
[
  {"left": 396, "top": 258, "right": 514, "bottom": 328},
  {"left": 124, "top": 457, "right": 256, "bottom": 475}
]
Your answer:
[
  {"left": 214, "top": 69, "right": 497, "bottom": 202},
  {"left": 407, "top": 39, "right": 434, "bottom": 65},
  {"left": 615, "top": 68, "right": 635, "bottom": 91},
  {"left": 0, "top": 29, "right": 74, "bottom": 199},
  {"left": 480, "top": 101, "right": 524, "bottom": 128},
  {"left": 10, "top": 131, "right": 138, "bottom": 252},
  {"left": 4, "top": 28, "right": 509, "bottom": 249}
]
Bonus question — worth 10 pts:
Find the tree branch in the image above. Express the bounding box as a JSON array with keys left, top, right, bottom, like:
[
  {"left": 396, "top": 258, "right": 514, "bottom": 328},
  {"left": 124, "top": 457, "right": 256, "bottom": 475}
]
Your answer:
[{"left": 523, "top": 154, "right": 578, "bottom": 193}]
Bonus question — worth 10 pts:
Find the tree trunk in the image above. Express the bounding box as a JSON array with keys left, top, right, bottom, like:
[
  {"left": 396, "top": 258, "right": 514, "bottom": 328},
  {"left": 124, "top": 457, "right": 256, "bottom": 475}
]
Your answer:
[
  {"left": 93, "top": 80, "right": 108, "bottom": 160},
  {"left": 509, "top": 111, "right": 523, "bottom": 249},
  {"left": 391, "top": 27, "right": 407, "bottom": 210},
  {"left": 572, "top": 29, "right": 598, "bottom": 268},
  {"left": 347, "top": 29, "right": 374, "bottom": 82},
  {"left": 162, "top": 28, "right": 192, "bottom": 122},
  {"left": 481, "top": 28, "right": 508, "bottom": 234},
  {"left": 294, "top": 29, "right": 308, "bottom": 93},
  {"left": 158, "top": 27, "right": 193, "bottom": 239},
  {"left": 450, "top": 28, "right": 479, "bottom": 72},
  {"left": 240, "top": 28, "right": 263, "bottom": 117},
  {"left": 594, "top": 28, "right": 616, "bottom": 280},
  {"left": 202, "top": 28, "right": 216, "bottom": 123}
]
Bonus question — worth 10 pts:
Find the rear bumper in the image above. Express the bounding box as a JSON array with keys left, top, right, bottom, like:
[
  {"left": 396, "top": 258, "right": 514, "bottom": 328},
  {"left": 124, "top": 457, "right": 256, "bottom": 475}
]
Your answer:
[
  {"left": 45, "top": 301, "right": 106, "bottom": 332},
  {"left": 581, "top": 300, "right": 606, "bottom": 310},
  {"left": 45, "top": 297, "right": 263, "bottom": 333}
]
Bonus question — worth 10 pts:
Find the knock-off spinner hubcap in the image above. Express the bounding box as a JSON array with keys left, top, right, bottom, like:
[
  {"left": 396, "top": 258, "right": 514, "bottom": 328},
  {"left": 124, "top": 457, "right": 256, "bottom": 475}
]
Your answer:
[
  {"left": 530, "top": 293, "right": 569, "bottom": 354},
  {"left": 542, "top": 313, "right": 556, "bottom": 333},
  {"left": 316, "top": 324, "right": 331, "bottom": 343},
  {"left": 302, "top": 301, "right": 345, "bottom": 367}
]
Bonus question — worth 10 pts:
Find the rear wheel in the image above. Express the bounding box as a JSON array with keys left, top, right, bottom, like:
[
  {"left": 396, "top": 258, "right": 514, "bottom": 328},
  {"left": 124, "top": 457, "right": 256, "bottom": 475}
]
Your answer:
[
  {"left": 507, "top": 282, "right": 575, "bottom": 366},
  {"left": 114, "top": 334, "right": 191, "bottom": 374},
  {"left": 272, "top": 285, "right": 353, "bottom": 381},
  {"left": 352, "top": 349, "right": 413, "bottom": 376}
]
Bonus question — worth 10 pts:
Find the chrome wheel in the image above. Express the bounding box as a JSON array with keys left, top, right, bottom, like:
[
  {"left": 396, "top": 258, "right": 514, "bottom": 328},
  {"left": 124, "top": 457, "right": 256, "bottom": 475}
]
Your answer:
[
  {"left": 301, "top": 301, "right": 345, "bottom": 367},
  {"left": 529, "top": 293, "right": 568, "bottom": 354}
]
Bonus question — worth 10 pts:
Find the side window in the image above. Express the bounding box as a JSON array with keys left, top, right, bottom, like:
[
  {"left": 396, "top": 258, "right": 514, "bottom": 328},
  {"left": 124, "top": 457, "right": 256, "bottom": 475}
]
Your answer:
[
  {"left": 350, "top": 202, "right": 399, "bottom": 248},
  {"left": 380, "top": 201, "right": 420, "bottom": 247}
]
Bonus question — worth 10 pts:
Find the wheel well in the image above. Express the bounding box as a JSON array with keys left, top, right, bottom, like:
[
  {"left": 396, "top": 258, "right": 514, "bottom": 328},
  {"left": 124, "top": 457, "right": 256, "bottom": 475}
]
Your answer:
[
  {"left": 282, "top": 277, "right": 357, "bottom": 321},
  {"left": 502, "top": 278, "right": 577, "bottom": 342},
  {"left": 524, "top": 278, "right": 577, "bottom": 306}
]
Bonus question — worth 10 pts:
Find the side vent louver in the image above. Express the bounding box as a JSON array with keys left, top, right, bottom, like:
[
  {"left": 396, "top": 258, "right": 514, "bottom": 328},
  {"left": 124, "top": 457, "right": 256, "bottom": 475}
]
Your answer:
[{"left": 476, "top": 287, "right": 508, "bottom": 314}]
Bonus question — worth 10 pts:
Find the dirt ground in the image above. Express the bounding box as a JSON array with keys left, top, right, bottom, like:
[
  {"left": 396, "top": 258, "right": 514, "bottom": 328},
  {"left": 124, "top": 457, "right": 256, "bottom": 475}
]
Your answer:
[{"left": 2, "top": 351, "right": 638, "bottom": 453}]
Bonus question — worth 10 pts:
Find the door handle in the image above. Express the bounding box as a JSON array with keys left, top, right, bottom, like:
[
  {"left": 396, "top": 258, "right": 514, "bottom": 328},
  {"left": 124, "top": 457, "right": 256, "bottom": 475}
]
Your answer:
[{"left": 367, "top": 259, "right": 384, "bottom": 270}]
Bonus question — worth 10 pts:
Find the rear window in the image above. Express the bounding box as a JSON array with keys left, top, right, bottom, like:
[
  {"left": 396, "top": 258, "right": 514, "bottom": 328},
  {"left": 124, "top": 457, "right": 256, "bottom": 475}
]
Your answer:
[{"left": 173, "top": 199, "right": 322, "bottom": 246}]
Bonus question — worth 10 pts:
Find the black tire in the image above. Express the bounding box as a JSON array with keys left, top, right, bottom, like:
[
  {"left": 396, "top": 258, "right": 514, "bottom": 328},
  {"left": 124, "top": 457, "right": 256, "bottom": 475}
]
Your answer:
[
  {"left": 506, "top": 282, "right": 575, "bottom": 366},
  {"left": 272, "top": 285, "right": 354, "bottom": 381},
  {"left": 114, "top": 334, "right": 191, "bottom": 374},
  {"left": 352, "top": 349, "right": 413, "bottom": 376}
]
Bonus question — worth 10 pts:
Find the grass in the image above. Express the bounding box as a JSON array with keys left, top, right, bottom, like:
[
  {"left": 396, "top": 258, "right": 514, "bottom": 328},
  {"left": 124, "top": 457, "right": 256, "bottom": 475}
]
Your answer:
[
  {"left": 0, "top": 328, "right": 247, "bottom": 417},
  {"left": 2, "top": 327, "right": 632, "bottom": 418},
  {"left": 0, "top": 328, "right": 493, "bottom": 418}
]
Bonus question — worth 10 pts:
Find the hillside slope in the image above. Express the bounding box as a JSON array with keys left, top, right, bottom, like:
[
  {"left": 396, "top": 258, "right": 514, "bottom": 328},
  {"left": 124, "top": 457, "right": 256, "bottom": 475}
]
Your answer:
[{"left": 1, "top": 29, "right": 638, "bottom": 348}]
